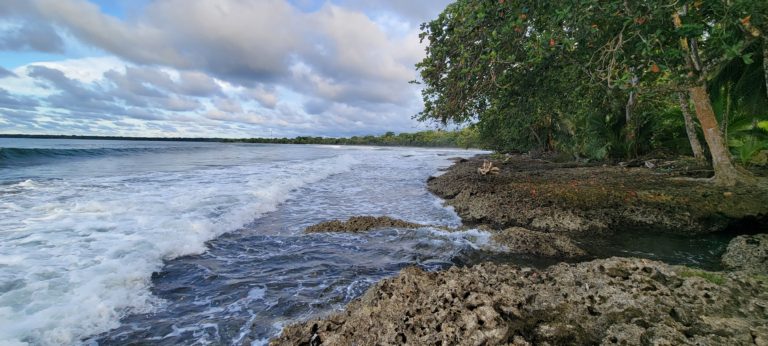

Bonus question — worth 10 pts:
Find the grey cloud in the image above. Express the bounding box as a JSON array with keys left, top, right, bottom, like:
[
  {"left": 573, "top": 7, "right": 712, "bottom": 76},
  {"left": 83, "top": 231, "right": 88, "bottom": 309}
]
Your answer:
[
  {"left": 0, "top": 21, "right": 64, "bottom": 52},
  {"left": 27, "top": 65, "right": 117, "bottom": 112},
  {"left": 241, "top": 86, "right": 278, "bottom": 109},
  {"left": 0, "top": 88, "right": 39, "bottom": 110},
  {"left": 26, "top": 66, "right": 147, "bottom": 123},
  {"left": 160, "top": 95, "right": 201, "bottom": 112},
  {"left": 103, "top": 69, "right": 165, "bottom": 100},
  {"left": 333, "top": 0, "right": 452, "bottom": 25},
  {"left": 303, "top": 98, "right": 330, "bottom": 115},
  {"left": 103, "top": 66, "right": 220, "bottom": 113},
  {"left": 25, "top": 65, "right": 202, "bottom": 121},
  {"left": 4, "top": 0, "right": 453, "bottom": 137},
  {"left": 24, "top": 0, "right": 425, "bottom": 106},
  {"left": 32, "top": 0, "right": 187, "bottom": 66},
  {"left": 28, "top": 0, "right": 301, "bottom": 82},
  {"left": 0, "top": 66, "right": 16, "bottom": 78},
  {"left": 104, "top": 66, "right": 221, "bottom": 98},
  {"left": 214, "top": 97, "right": 243, "bottom": 113},
  {"left": 176, "top": 71, "right": 221, "bottom": 97}
]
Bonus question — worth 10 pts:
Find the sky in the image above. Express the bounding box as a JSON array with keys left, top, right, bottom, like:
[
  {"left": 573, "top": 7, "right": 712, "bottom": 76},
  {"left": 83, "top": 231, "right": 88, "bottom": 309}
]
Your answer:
[{"left": 0, "top": 0, "right": 453, "bottom": 138}]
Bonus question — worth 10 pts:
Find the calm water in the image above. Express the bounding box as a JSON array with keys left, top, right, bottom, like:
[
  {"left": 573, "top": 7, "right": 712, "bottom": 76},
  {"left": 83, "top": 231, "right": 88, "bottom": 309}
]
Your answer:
[{"left": 0, "top": 139, "right": 732, "bottom": 345}]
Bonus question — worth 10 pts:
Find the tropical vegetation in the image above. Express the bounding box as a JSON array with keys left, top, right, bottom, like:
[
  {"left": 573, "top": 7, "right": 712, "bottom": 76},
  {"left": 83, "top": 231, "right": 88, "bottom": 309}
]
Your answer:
[
  {"left": 225, "top": 128, "right": 482, "bottom": 148},
  {"left": 415, "top": 0, "right": 768, "bottom": 185}
]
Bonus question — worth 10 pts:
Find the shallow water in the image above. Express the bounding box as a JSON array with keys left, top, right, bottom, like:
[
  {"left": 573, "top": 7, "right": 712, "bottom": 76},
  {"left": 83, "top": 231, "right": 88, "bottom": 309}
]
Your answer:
[
  {"left": 577, "top": 231, "right": 734, "bottom": 271},
  {"left": 0, "top": 139, "right": 736, "bottom": 345},
  {"left": 0, "top": 139, "right": 489, "bottom": 345}
]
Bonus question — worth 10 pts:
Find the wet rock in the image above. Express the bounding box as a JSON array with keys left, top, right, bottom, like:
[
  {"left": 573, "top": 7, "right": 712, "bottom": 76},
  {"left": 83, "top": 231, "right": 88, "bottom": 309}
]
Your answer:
[
  {"left": 491, "top": 227, "right": 587, "bottom": 258},
  {"left": 304, "top": 216, "right": 424, "bottom": 233},
  {"left": 447, "top": 157, "right": 468, "bottom": 163},
  {"left": 427, "top": 155, "right": 768, "bottom": 236},
  {"left": 270, "top": 257, "right": 768, "bottom": 345},
  {"left": 722, "top": 234, "right": 768, "bottom": 273}
]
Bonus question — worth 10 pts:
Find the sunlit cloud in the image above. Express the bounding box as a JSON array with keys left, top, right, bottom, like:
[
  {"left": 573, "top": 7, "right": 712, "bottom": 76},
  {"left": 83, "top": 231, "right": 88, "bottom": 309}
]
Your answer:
[{"left": 0, "top": 0, "right": 452, "bottom": 137}]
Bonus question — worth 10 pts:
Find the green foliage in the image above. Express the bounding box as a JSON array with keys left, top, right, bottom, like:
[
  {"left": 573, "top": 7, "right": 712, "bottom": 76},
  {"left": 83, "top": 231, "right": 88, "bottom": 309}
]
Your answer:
[
  {"left": 709, "top": 39, "right": 768, "bottom": 166},
  {"left": 455, "top": 125, "right": 482, "bottom": 149},
  {"left": 415, "top": 0, "right": 768, "bottom": 161},
  {"left": 727, "top": 119, "right": 768, "bottom": 166},
  {"left": 224, "top": 129, "right": 484, "bottom": 149},
  {"left": 679, "top": 268, "right": 726, "bottom": 285}
]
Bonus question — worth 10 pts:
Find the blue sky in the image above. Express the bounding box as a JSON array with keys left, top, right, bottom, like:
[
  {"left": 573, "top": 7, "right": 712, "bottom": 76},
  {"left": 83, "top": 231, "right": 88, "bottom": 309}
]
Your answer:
[{"left": 0, "top": 0, "right": 452, "bottom": 138}]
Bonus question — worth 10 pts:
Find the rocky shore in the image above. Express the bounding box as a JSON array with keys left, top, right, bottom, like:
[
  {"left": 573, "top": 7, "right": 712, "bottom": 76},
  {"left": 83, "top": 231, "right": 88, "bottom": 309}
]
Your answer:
[
  {"left": 303, "top": 216, "right": 587, "bottom": 260},
  {"left": 272, "top": 258, "right": 768, "bottom": 345},
  {"left": 269, "top": 155, "right": 768, "bottom": 345},
  {"left": 428, "top": 155, "right": 768, "bottom": 236},
  {"left": 304, "top": 216, "right": 425, "bottom": 233}
]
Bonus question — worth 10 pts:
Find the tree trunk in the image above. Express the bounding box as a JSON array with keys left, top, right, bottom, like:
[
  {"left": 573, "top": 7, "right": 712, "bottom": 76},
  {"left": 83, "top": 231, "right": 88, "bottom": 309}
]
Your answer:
[
  {"left": 689, "top": 85, "right": 747, "bottom": 186},
  {"left": 625, "top": 91, "right": 637, "bottom": 138},
  {"left": 674, "top": 7, "right": 752, "bottom": 185},
  {"left": 678, "top": 92, "right": 705, "bottom": 161},
  {"left": 764, "top": 38, "right": 768, "bottom": 101}
]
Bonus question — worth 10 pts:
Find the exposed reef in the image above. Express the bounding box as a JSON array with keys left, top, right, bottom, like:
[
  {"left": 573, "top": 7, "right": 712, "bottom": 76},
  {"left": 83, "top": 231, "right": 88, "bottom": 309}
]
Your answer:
[
  {"left": 304, "top": 216, "right": 425, "bottom": 233},
  {"left": 271, "top": 257, "right": 768, "bottom": 345},
  {"left": 269, "top": 155, "right": 768, "bottom": 345},
  {"left": 491, "top": 227, "right": 587, "bottom": 259},
  {"left": 722, "top": 234, "right": 768, "bottom": 274},
  {"left": 427, "top": 155, "right": 768, "bottom": 236}
]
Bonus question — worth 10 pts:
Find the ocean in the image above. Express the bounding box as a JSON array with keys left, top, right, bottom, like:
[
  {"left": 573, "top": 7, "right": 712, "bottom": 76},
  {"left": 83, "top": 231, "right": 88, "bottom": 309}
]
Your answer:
[{"left": 0, "top": 138, "right": 488, "bottom": 345}]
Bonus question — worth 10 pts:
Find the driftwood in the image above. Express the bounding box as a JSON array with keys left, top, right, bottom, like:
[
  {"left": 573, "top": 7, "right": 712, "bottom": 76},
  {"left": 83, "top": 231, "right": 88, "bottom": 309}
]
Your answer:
[{"left": 477, "top": 160, "right": 500, "bottom": 175}]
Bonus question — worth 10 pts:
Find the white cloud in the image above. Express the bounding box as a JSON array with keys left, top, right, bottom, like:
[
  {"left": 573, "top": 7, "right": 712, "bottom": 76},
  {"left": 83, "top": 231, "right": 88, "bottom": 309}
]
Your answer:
[{"left": 0, "top": 0, "right": 451, "bottom": 137}]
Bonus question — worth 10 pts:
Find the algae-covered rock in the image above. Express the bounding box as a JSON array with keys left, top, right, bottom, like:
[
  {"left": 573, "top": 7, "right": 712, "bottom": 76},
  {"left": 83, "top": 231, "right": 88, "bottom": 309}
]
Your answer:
[
  {"left": 722, "top": 234, "right": 768, "bottom": 273},
  {"left": 270, "top": 257, "right": 768, "bottom": 345},
  {"left": 491, "top": 227, "right": 587, "bottom": 258},
  {"left": 427, "top": 155, "right": 768, "bottom": 236},
  {"left": 304, "top": 216, "right": 424, "bottom": 233}
]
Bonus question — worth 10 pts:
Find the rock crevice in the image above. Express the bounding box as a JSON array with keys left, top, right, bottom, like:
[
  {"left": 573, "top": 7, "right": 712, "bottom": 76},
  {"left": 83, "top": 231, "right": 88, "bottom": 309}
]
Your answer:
[{"left": 270, "top": 258, "right": 768, "bottom": 345}]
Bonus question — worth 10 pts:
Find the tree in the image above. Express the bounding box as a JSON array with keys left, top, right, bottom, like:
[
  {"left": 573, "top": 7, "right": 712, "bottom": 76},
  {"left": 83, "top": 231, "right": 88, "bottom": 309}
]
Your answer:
[
  {"left": 416, "top": 0, "right": 767, "bottom": 185},
  {"left": 678, "top": 92, "right": 706, "bottom": 161}
]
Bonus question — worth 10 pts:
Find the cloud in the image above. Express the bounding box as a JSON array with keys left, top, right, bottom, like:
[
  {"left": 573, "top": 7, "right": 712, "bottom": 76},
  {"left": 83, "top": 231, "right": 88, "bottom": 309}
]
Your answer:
[
  {"left": 21, "top": 0, "right": 426, "bottom": 106},
  {"left": 0, "top": 0, "right": 452, "bottom": 137},
  {"left": 241, "top": 85, "right": 279, "bottom": 109},
  {"left": 29, "top": 0, "right": 301, "bottom": 82},
  {"left": 333, "top": 0, "right": 453, "bottom": 26},
  {"left": 25, "top": 64, "right": 215, "bottom": 119},
  {"left": 213, "top": 97, "right": 243, "bottom": 113},
  {"left": 0, "top": 88, "right": 39, "bottom": 110},
  {"left": 0, "top": 21, "right": 64, "bottom": 52},
  {"left": 175, "top": 71, "right": 221, "bottom": 97},
  {"left": 0, "top": 66, "right": 17, "bottom": 78}
]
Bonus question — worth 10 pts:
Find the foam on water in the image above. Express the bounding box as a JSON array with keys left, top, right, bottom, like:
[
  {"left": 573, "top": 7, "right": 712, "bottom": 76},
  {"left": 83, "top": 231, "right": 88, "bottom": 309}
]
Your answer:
[{"left": 0, "top": 152, "right": 358, "bottom": 345}]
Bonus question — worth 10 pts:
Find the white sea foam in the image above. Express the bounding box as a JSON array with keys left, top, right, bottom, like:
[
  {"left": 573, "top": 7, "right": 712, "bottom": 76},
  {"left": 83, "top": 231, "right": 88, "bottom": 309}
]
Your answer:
[
  {"left": 422, "top": 227, "right": 495, "bottom": 250},
  {"left": 0, "top": 154, "right": 358, "bottom": 345},
  {"left": 16, "top": 179, "right": 38, "bottom": 188}
]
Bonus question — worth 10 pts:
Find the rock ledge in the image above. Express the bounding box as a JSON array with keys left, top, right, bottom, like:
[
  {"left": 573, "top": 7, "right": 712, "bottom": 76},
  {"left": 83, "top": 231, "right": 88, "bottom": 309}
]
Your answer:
[
  {"left": 304, "top": 216, "right": 424, "bottom": 233},
  {"left": 722, "top": 233, "right": 768, "bottom": 274},
  {"left": 271, "top": 257, "right": 768, "bottom": 345}
]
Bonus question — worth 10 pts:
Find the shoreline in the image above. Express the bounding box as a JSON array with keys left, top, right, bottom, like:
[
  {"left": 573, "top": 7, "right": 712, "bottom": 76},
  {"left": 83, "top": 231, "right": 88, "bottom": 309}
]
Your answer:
[{"left": 269, "top": 154, "right": 768, "bottom": 345}]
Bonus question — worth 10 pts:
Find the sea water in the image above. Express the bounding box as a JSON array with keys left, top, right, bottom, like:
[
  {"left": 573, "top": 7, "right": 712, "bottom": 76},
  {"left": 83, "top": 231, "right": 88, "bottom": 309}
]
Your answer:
[
  {"left": 0, "top": 139, "right": 732, "bottom": 345},
  {"left": 0, "top": 139, "right": 487, "bottom": 345}
]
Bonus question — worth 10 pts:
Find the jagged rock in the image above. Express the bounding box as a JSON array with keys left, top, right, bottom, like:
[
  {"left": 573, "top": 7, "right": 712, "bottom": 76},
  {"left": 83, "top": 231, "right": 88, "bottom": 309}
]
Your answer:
[
  {"left": 491, "top": 227, "right": 587, "bottom": 258},
  {"left": 427, "top": 155, "right": 768, "bottom": 236},
  {"left": 304, "top": 216, "right": 424, "bottom": 233},
  {"left": 270, "top": 257, "right": 768, "bottom": 345},
  {"left": 722, "top": 234, "right": 768, "bottom": 273}
]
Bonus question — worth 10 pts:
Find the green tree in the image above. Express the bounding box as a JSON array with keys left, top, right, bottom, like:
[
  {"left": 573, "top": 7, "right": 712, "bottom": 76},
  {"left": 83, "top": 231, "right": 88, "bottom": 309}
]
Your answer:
[{"left": 417, "top": 0, "right": 767, "bottom": 185}]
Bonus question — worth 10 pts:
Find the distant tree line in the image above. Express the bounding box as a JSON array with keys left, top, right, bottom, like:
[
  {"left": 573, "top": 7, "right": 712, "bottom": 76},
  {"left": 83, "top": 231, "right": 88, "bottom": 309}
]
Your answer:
[
  {"left": 2, "top": 130, "right": 484, "bottom": 149},
  {"left": 224, "top": 128, "right": 483, "bottom": 149}
]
